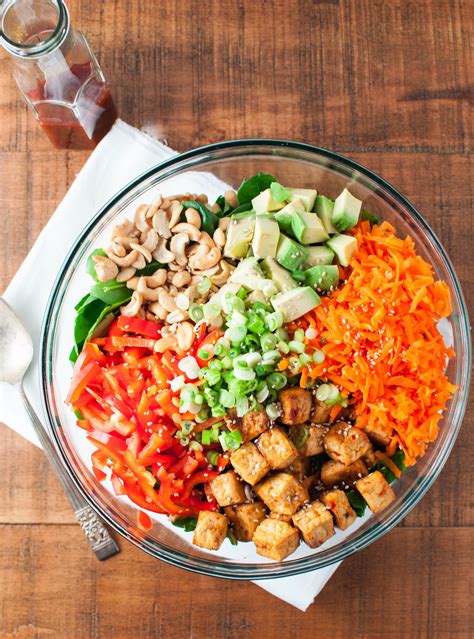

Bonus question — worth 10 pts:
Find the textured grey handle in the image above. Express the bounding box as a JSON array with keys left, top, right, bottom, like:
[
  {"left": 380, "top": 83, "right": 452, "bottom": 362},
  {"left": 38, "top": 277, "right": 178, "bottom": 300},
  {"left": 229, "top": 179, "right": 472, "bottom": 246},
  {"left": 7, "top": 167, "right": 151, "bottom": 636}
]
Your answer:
[{"left": 20, "top": 383, "right": 119, "bottom": 560}]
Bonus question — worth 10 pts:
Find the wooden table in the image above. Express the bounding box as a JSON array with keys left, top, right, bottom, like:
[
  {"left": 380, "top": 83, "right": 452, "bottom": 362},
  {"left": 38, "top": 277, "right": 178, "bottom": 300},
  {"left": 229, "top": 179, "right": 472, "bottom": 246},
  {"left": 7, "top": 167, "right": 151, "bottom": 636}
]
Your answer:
[{"left": 1, "top": 1, "right": 472, "bottom": 637}]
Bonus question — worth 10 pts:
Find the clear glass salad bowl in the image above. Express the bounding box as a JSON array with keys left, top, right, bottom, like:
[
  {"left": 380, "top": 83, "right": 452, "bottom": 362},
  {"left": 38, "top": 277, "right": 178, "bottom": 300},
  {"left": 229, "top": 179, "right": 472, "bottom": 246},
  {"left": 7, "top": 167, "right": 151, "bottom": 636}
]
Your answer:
[{"left": 40, "top": 140, "right": 471, "bottom": 579}]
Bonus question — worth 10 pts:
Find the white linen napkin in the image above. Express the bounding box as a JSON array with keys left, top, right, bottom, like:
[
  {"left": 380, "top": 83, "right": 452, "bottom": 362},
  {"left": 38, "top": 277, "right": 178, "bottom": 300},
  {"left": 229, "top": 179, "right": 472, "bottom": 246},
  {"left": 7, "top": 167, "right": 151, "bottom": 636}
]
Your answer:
[{"left": 0, "top": 119, "right": 340, "bottom": 610}]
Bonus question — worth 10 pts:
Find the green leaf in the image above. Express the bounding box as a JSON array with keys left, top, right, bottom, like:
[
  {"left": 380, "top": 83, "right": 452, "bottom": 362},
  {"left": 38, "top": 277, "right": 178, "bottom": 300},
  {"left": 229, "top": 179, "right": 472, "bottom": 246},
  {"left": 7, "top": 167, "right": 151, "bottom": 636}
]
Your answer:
[
  {"left": 361, "top": 210, "right": 379, "bottom": 226},
  {"left": 375, "top": 450, "right": 406, "bottom": 485},
  {"left": 136, "top": 261, "right": 166, "bottom": 276},
  {"left": 231, "top": 203, "right": 253, "bottom": 216},
  {"left": 237, "top": 173, "right": 276, "bottom": 206},
  {"left": 270, "top": 181, "right": 291, "bottom": 205},
  {"left": 73, "top": 297, "right": 107, "bottom": 349},
  {"left": 215, "top": 195, "right": 234, "bottom": 216},
  {"left": 172, "top": 517, "right": 198, "bottom": 532},
  {"left": 182, "top": 200, "right": 219, "bottom": 235},
  {"left": 292, "top": 425, "right": 310, "bottom": 450},
  {"left": 219, "top": 429, "right": 242, "bottom": 452},
  {"left": 74, "top": 293, "right": 92, "bottom": 312},
  {"left": 227, "top": 528, "right": 238, "bottom": 545},
  {"left": 86, "top": 249, "right": 108, "bottom": 281},
  {"left": 90, "top": 280, "right": 132, "bottom": 305},
  {"left": 347, "top": 490, "right": 368, "bottom": 517}
]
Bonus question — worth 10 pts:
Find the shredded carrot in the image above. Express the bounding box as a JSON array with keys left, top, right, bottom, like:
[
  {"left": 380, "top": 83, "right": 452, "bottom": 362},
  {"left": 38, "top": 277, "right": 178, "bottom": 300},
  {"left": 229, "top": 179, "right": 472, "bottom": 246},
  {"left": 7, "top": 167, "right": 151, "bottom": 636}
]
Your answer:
[
  {"left": 278, "top": 358, "right": 290, "bottom": 371},
  {"left": 302, "top": 221, "right": 455, "bottom": 465},
  {"left": 374, "top": 451, "right": 402, "bottom": 478},
  {"left": 329, "top": 404, "right": 343, "bottom": 423}
]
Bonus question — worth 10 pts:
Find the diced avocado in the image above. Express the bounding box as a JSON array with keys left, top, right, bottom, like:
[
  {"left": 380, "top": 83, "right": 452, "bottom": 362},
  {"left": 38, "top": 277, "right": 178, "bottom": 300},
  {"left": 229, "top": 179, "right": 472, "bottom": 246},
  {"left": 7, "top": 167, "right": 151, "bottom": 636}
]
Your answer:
[
  {"left": 275, "top": 235, "right": 309, "bottom": 271},
  {"left": 304, "top": 245, "right": 335, "bottom": 267},
  {"left": 261, "top": 257, "right": 298, "bottom": 293},
  {"left": 304, "top": 265, "right": 340, "bottom": 292},
  {"left": 252, "top": 216, "right": 280, "bottom": 258},
  {"left": 251, "top": 188, "right": 285, "bottom": 214},
  {"left": 271, "top": 286, "right": 321, "bottom": 322},
  {"left": 332, "top": 188, "right": 362, "bottom": 231},
  {"left": 223, "top": 214, "right": 255, "bottom": 259},
  {"left": 274, "top": 198, "right": 306, "bottom": 234},
  {"left": 286, "top": 188, "right": 318, "bottom": 211},
  {"left": 315, "top": 195, "right": 337, "bottom": 234},
  {"left": 327, "top": 234, "right": 358, "bottom": 267},
  {"left": 246, "top": 289, "right": 269, "bottom": 305},
  {"left": 291, "top": 211, "right": 330, "bottom": 245},
  {"left": 229, "top": 257, "right": 278, "bottom": 297}
]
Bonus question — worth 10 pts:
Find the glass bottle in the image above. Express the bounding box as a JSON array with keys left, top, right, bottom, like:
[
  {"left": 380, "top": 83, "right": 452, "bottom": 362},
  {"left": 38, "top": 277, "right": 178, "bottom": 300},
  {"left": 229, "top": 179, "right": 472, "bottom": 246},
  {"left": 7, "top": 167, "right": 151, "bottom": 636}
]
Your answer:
[{"left": 0, "top": 0, "right": 117, "bottom": 149}]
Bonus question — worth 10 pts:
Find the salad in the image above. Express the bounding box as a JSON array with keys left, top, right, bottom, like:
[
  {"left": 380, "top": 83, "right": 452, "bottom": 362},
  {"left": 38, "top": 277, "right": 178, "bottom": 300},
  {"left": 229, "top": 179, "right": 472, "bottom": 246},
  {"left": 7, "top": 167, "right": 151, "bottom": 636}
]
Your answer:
[{"left": 67, "top": 174, "right": 455, "bottom": 560}]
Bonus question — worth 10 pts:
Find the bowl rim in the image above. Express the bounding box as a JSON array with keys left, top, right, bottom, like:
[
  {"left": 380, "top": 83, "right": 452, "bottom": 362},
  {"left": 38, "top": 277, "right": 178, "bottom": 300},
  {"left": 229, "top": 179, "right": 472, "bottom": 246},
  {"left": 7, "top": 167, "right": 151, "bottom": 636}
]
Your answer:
[{"left": 40, "top": 138, "right": 471, "bottom": 579}]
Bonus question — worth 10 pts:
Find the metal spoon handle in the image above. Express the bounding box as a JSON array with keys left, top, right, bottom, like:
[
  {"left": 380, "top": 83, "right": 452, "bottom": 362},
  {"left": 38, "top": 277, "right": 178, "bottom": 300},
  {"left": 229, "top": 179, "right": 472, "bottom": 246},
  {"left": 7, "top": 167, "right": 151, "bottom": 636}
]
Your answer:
[{"left": 20, "top": 383, "right": 120, "bottom": 560}]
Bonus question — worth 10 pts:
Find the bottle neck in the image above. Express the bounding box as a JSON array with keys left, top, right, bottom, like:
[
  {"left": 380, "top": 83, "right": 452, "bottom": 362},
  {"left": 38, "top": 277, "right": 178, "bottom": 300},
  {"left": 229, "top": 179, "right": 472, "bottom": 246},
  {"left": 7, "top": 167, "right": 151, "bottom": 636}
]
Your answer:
[{"left": 0, "top": 0, "right": 70, "bottom": 59}]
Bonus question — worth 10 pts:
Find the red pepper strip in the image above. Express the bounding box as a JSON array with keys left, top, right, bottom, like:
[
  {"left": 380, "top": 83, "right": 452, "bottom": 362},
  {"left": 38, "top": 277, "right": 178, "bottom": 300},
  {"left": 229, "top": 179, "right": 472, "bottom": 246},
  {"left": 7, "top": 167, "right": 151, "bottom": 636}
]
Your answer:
[
  {"left": 76, "top": 419, "right": 92, "bottom": 432},
  {"left": 111, "top": 336, "right": 157, "bottom": 350},
  {"left": 103, "top": 318, "right": 123, "bottom": 353},
  {"left": 155, "top": 390, "right": 180, "bottom": 423},
  {"left": 117, "top": 316, "right": 162, "bottom": 339},
  {"left": 90, "top": 337, "right": 108, "bottom": 346},
  {"left": 194, "top": 329, "right": 223, "bottom": 365},
  {"left": 122, "top": 347, "right": 145, "bottom": 367},
  {"left": 82, "top": 405, "right": 115, "bottom": 433},
  {"left": 181, "top": 469, "right": 220, "bottom": 500},
  {"left": 137, "top": 510, "right": 153, "bottom": 532},
  {"left": 72, "top": 342, "right": 107, "bottom": 374},
  {"left": 168, "top": 454, "right": 199, "bottom": 478},
  {"left": 217, "top": 455, "right": 229, "bottom": 471},
  {"left": 138, "top": 429, "right": 174, "bottom": 464},
  {"left": 156, "top": 469, "right": 183, "bottom": 515},
  {"left": 136, "top": 391, "right": 154, "bottom": 429},
  {"left": 148, "top": 360, "right": 169, "bottom": 390},
  {"left": 91, "top": 450, "right": 109, "bottom": 481},
  {"left": 102, "top": 370, "right": 136, "bottom": 411},
  {"left": 89, "top": 429, "right": 127, "bottom": 451},
  {"left": 66, "top": 360, "right": 102, "bottom": 405},
  {"left": 126, "top": 431, "right": 141, "bottom": 458},
  {"left": 177, "top": 494, "right": 218, "bottom": 512},
  {"left": 124, "top": 450, "right": 163, "bottom": 509},
  {"left": 193, "top": 321, "right": 208, "bottom": 347},
  {"left": 160, "top": 351, "right": 182, "bottom": 378},
  {"left": 110, "top": 472, "right": 126, "bottom": 496}
]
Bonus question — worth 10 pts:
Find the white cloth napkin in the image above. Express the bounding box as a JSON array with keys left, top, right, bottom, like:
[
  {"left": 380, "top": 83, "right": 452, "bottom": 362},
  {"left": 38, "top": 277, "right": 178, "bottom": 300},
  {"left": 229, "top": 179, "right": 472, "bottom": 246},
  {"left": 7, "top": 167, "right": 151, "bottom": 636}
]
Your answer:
[{"left": 0, "top": 119, "right": 340, "bottom": 610}]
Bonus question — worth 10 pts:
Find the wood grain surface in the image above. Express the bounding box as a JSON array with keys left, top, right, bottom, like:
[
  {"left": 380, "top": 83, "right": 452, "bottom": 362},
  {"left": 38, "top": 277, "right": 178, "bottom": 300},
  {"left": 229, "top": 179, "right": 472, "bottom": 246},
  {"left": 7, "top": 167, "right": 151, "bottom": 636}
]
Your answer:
[{"left": 0, "top": 1, "right": 472, "bottom": 637}]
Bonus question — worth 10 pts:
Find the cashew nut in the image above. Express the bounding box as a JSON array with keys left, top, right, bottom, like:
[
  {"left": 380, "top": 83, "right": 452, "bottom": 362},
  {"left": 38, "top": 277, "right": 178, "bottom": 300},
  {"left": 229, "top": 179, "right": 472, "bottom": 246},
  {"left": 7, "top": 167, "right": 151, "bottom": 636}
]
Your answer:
[
  {"left": 152, "top": 238, "right": 175, "bottom": 264},
  {"left": 108, "top": 241, "right": 127, "bottom": 257},
  {"left": 213, "top": 227, "right": 226, "bottom": 248},
  {"left": 211, "top": 260, "right": 234, "bottom": 286},
  {"left": 107, "top": 249, "right": 139, "bottom": 268},
  {"left": 152, "top": 210, "right": 171, "bottom": 239},
  {"left": 168, "top": 200, "right": 183, "bottom": 229},
  {"left": 199, "top": 232, "right": 216, "bottom": 249},
  {"left": 113, "top": 236, "right": 137, "bottom": 250},
  {"left": 218, "top": 217, "right": 230, "bottom": 231},
  {"left": 166, "top": 309, "right": 188, "bottom": 324},
  {"left": 225, "top": 190, "right": 238, "bottom": 209},
  {"left": 130, "top": 242, "right": 152, "bottom": 263},
  {"left": 141, "top": 228, "right": 159, "bottom": 252},
  {"left": 121, "top": 291, "right": 143, "bottom": 317},
  {"left": 146, "top": 193, "right": 163, "bottom": 219},
  {"left": 126, "top": 276, "right": 139, "bottom": 290},
  {"left": 168, "top": 262, "right": 181, "bottom": 271},
  {"left": 132, "top": 253, "right": 147, "bottom": 270},
  {"left": 160, "top": 198, "right": 171, "bottom": 210},
  {"left": 175, "top": 293, "right": 190, "bottom": 310},
  {"left": 189, "top": 246, "right": 221, "bottom": 271},
  {"left": 149, "top": 301, "right": 168, "bottom": 320},
  {"left": 158, "top": 290, "right": 177, "bottom": 313},
  {"left": 171, "top": 270, "right": 191, "bottom": 287},
  {"left": 176, "top": 321, "right": 195, "bottom": 351},
  {"left": 111, "top": 218, "right": 136, "bottom": 239},
  {"left": 93, "top": 256, "right": 119, "bottom": 282},
  {"left": 185, "top": 208, "right": 201, "bottom": 229},
  {"left": 200, "top": 265, "right": 220, "bottom": 277},
  {"left": 154, "top": 336, "right": 178, "bottom": 353},
  {"left": 134, "top": 204, "right": 150, "bottom": 232},
  {"left": 210, "top": 203, "right": 222, "bottom": 214},
  {"left": 116, "top": 267, "right": 136, "bottom": 282},
  {"left": 137, "top": 276, "right": 160, "bottom": 301},
  {"left": 171, "top": 223, "right": 200, "bottom": 242},
  {"left": 170, "top": 233, "right": 190, "bottom": 266},
  {"left": 147, "top": 269, "right": 167, "bottom": 287},
  {"left": 197, "top": 193, "right": 209, "bottom": 204}
]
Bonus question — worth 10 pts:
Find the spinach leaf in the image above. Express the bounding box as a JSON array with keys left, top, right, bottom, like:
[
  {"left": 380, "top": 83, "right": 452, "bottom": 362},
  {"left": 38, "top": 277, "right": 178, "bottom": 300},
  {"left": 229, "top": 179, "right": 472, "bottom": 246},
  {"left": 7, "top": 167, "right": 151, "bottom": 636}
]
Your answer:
[
  {"left": 182, "top": 200, "right": 219, "bottom": 235},
  {"left": 270, "top": 181, "right": 291, "bottom": 205},
  {"left": 136, "top": 261, "right": 166, "bottom": 276},
  {"left": 70, "top": 297, "right": 108, "bottom": 363},
  {"left": 84, "top": 300, "right": 125, "bottom": 344},
  {"left": 227, "top": 528, "right": 238, "bottom": 545},
  {"left": 90, "top": 279, "right": 132, "bottom": 306},
  {"left": 171, "top": 516, "right": 198, "bottom": 532},
  {"left": 237, "top": 173, "right": 276, "bottom": 206},
  {"left": 347, "top": 490, "right": 368, "bottom": 517},
  {"left": 74, "top": 293, "right": 92, "bottom": 312},
  {"left": 86, "top": 248, "right": 108, "bottom": 281},
  {"left": 361, "top": 210, "right": 379, "bottom": 226},
  {"left": 231, "top": 203, "right": 253, "bottom": 216},
  {"left": 375, "top": 449, "right": 406, "bottom": 484},
  {"left": 215, "top": 195, "right": 234, "bottom": 216},
  {"left": 391, "top": 448, "right": 406, "bottom": 471}
]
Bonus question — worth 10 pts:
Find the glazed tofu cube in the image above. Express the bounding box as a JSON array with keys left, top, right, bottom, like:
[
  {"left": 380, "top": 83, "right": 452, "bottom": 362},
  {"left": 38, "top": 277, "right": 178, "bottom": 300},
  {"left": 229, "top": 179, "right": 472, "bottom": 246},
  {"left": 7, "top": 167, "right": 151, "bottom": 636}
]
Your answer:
[
  {"left": 257, "top": 426, "right": 299, "bottom": 470},
  {"left": 321, "top": 459, "right": 368, "bottom": 488},
  {"left": 269, "top": 512, "right": 292, "bottom": 523},
  {"left": 311, "top": 397, "right": 332, "bottom": 424},
  {"left": 297, "top": 424, "right": 327, "bottom": 457},
  {"left": 302, "top": 473, "right": 319, "bottom": 495},
  {"left": 256, "top": 472, "right": 309, "bottom": 515},
  {"left": 323, "top": 422, "right": 372, "bottom": 465},
  {"left": 230, "top": 442, "right": 270, "bottom": 486},
  {"left": 193, "top": 511, "right": 228, "bottom": 550},
  {"left": 321, "top": 489, "right": 356, "bottom": 530},
  {"left": 356, "top": 471, "right": 396, "bottom": 513},
  {"left": 292, "top": 501, "right": 335, "bottom": 548},
  {"left": 226, "top": 406, "right": 269, "bottom": 441},
  {"left": 364, "top": 422, "right": 393, "bottom": 447},
  {"left": 253, "top": 517, "right": 300, "bottom": 560},
  {"left": 209, "top": 470, "right": 245, "bottom": 507},
  {"left": 224, "top": 502, "right": 267, "bottom": 542},
  {"left": 278, "top": 387, "right": 313, "bottom": 425},
  {"left": 284, "top": 456, "right": 311, "bottom": 482}
]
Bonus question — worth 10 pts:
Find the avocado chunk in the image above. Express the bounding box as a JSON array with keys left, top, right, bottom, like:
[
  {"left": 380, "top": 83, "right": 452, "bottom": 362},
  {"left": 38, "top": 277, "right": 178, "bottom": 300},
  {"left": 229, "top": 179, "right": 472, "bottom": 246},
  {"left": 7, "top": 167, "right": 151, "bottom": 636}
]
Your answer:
[
  {"left": 251, "top": 188, "right": 285, "bottom": 214},
  {"left": 275, "top": 235, "right": 309, "bottom": 271},
  {"left": 304, "top": 264, "right": 340, "bottom": 292},
  {"left": 229, "top": 257, "right": 278, "bottom": 297},
  {"left": 314, "top": 195, "right": 337, "bottom": 234},
  {"left": 271, "top": 286, "right": 321, "bottom": 322},
  {"left": 291, "top": 211, "right": 330, "bottom": 245},
  {"left": 332, "top": 188, "right": 362, "bottom": 231},
  {"left": 286, "top": 188, "right": 318, "bottom": 212},
  {"left": 223, "top": 214, "right": 255, "bottom": 259},
  {"left": 252, "top": 216, "right": 280, "bottom": 258},
  {"left": 274, "top": 198, "right": 306, "bottom": 235},
  {"left": 327, "top": 234, "right": 358, "bottom": 267},
  {"left": 305, "top": 245, "right": 335, "bottom": 267},
  {"left": 261, "top": 257, "right": 298, "bottom": 293}
]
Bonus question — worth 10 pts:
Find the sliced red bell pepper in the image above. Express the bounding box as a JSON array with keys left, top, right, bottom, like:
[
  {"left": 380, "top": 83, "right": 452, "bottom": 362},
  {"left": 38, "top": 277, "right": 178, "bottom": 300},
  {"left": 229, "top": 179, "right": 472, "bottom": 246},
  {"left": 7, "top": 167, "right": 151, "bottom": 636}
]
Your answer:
[
  {"left": 126, "top": 431, "right": 141, "bottom": 458},
  {"left": 111, "top": 335, "right": 157, "bottom": 350},
  {"left": 194, "top": 329, "right": 223, "bottom": 365},
  {"left": 155, "top": 389, "right": 180, "bottom": 423},
  {"left": 137, "top": 510, "right": 154, "bottom": 532},
  {"left": 168, "top": 454, "right": 199, "bottom": 478},
  {"left": 160, "top": 351, "right": 182, "bottom": 378},
  {"left": 181, "top": 469, "right": 220, "bottom": 500},
  {"left": 66, "top": 360, "right": 102, "bottom": 405},
  {"left": 73, "top": 342, "right": 107, "bottom": 374},
  {"left": 117, "top": 315, "right": 162, "bottom": 339},
  {"left": 156, "top": 468, "right": 182, "bottom": 514},
  {"left": 110, "top": 472, "right": 126, "bottom": 496}
]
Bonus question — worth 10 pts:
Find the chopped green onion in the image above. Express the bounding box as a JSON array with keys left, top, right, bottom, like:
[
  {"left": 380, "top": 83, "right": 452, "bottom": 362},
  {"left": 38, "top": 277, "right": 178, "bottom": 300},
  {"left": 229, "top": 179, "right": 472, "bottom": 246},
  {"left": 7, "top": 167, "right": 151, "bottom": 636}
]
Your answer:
[
  {"left": 235, "top": 396, "right": 249, "bottom": 417},
  {"left": 189, "top": 440, "right": 203, "bottom": 451},
  {"left": 208, "top": 359, "right": 223, "bottom": 371},
  {"left": 219, "top": 389, "right": 236, "bottom": 408},
  {"left": 276, "top": 341, "right": 290, "bottom": 355},
  {"left": 206, "top": 451, "right": 220, "bottom": 466},
  {"left": 265, "top": 311, "right": 283, "bottom": 331},
  {"left": 265, "top": 403, "right": 281, "bottom": 420},
  {"left": 233, "top": 365, "right": 256, "bottom": 381},
  {"left": 256, "top": 385, "right": 269, "bottom": 403},
  {"left": 231, "top": 297, "right": 246, "bottom": 313},
  {"left": 228, "top": 379, "right": 249, "bottom": 397},
  {"left": 260, "top": 332, "right": 278, "bottom": 351},
  {"left": 197, "top": 348, "right": 211, "bottom": 360},
  {"left": 195, "top": 407, "right": 210, "bottom": 423},
  {"left": 292, "top": 424, "right": 310, "bottom": 449},
  {"left": 247, "top": 314, "right": 265, "bottom": 333},
  {"left": 313, "top": 349, "right": 325, "bottom": 364},
  {"left": 276, "top": 327, "right": 288, "bottom": 341},
  {"left": 288, "top": 340, "right": 304, "bottom": 354},
  {"left": 236, "top": 287, "right": 247, "bottom": 299},
  {"left": 219, "top": 429, "right": 242, "bottom": 451},
  {"left": 227, "top": 310, "right": 247, "bottom": 327},
  {"left": 316, "top": 383, "right": 339, "bottom": 402},
  {"left": 225, "top": 325, "right": 247, "bottom": 344},
  {"left": 220, "top": 356, "right": 233, "bottom": 369},
  {"left": 189, "top": 303, "right": 204, "bottom": 322},
  {"left": 299, "top": 353, "right": 312, "bottom": 365},
  {"left": 203, "top": 302, "right": 221, "bottom": 320},
  {"left": 294, "top": 328, "right": 305, "bottom": 343},
  {"left": 180, "top": 420, "right": 195, "bottom": 435},
  {"left": 201, "top": 430, "right": 212, "bottom": 445},
  {"left": 204, "top": 369, "right": 221, "bottom": 386},
  {"left": 211, "top": 405, "right": 227, "bottom": 417},
  {"left": 266, "top": 372, "right": 287, "bottom": 390},
  {"left": 197, "top": 277, "right": 212, "bottom": 295}
]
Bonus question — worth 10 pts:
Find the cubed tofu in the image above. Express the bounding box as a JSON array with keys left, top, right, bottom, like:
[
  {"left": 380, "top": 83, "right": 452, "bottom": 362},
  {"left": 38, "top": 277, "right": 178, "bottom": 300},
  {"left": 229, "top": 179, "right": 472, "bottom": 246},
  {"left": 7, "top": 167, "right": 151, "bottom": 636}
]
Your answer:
[
  {"left": 226, "top": 406, "right": 270, "bottom": 441},
  {"left": 230, "top": 442, "right": 270, "bottom": 486},
  {"left": 257, "top": 426, "right": 299, "bottom": 470},
  {"left": 363, "top": 422, "right": 393, "bottom": 448},
  {"left": 291, "top": 424, "right": 327, "bottom": 456},
  {"left": 256, "top": 472, "right": 309, "bottom": 515},
  {"left": 311, "top": 397, "right": 332, "bottom": 424},
  {"left": 292, "top": 501, "right": 335, "bottom": 548},
  {"left": 269, "top": 512, "right": 293, "bottom": 523},
  {"left": 321, "top": 489, "right": 356, "bottom": 530},
  {"left": 356, "top": 471, "right": 396, "bottom": 513},
  {"left": 284, "top": 456, "right": 311, "bottom": 482},
  {"left": 193, "top": 510, "right": 228, "bottom": 550},
  {"left": 209, "top": 470, "right": 246, "bottom": 507},
  {"left": 224, "top": 502, "right": 267, "bottom": 541},
  {"left": 323, "top": 422, "right": 372, "bottom": 465},
  {"left": 253, "top": 518, "right": 300, "bottom": 560},
  {"left": 321, "top": 459, "right": 368, "bottom": 488},
  {"left": 278, "top": 387, "right": 313, "bottom": 425}
]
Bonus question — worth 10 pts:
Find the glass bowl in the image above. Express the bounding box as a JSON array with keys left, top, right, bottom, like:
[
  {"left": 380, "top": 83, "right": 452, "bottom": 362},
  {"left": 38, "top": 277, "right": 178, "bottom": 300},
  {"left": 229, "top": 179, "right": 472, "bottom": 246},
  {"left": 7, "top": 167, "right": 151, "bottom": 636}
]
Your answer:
[{"left": 40, "top": 140, "right": 471, "bottom": 579}]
